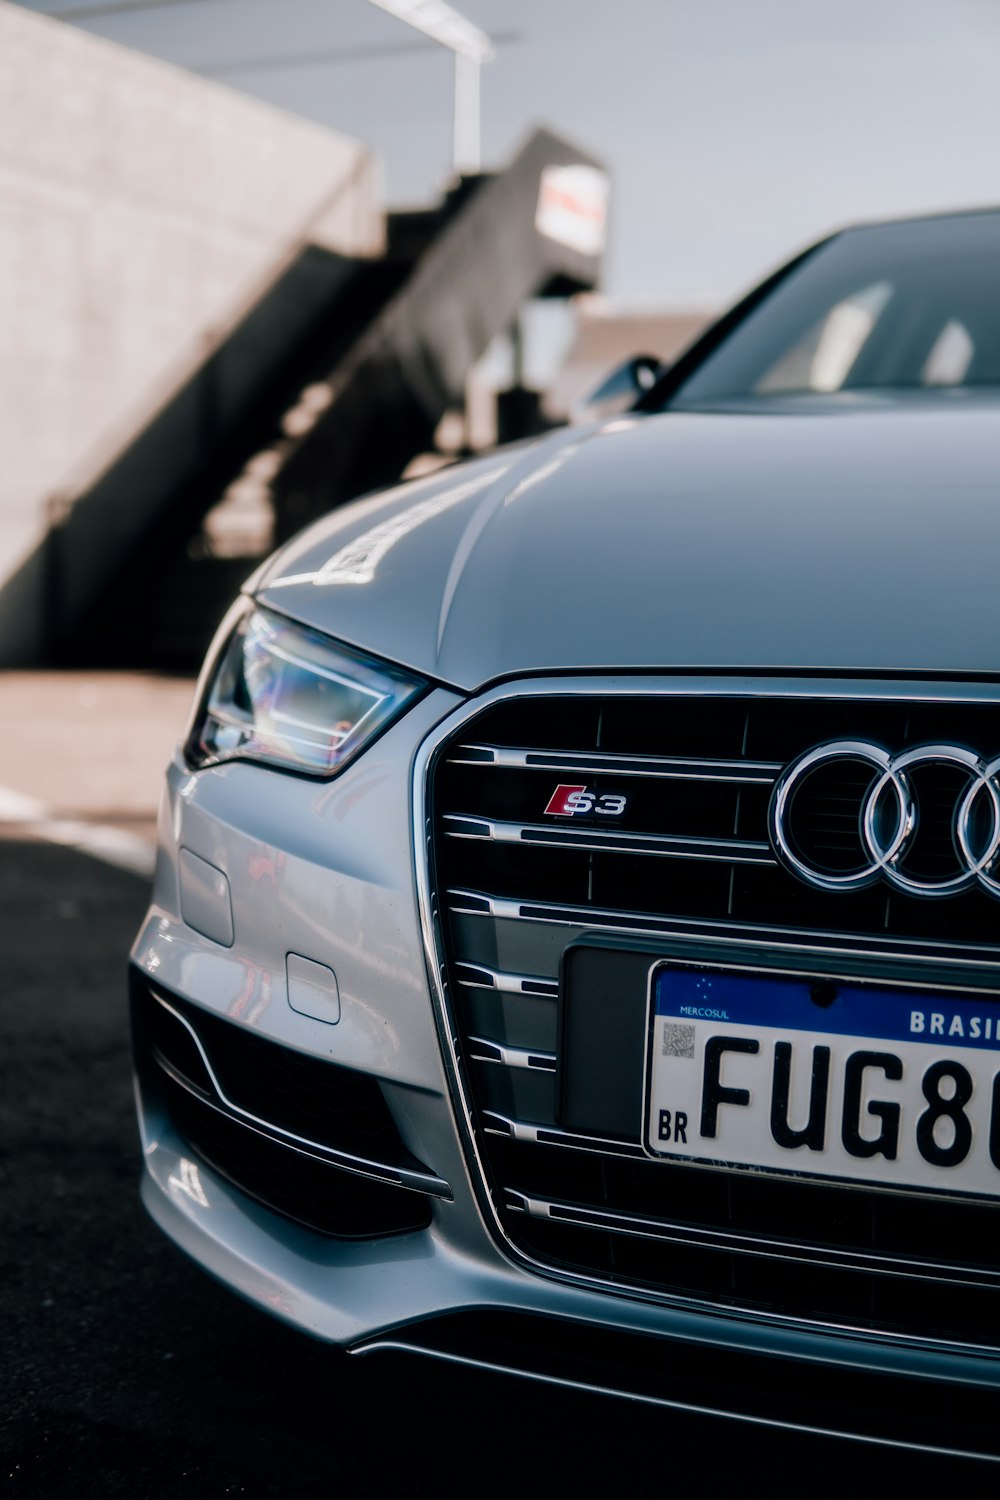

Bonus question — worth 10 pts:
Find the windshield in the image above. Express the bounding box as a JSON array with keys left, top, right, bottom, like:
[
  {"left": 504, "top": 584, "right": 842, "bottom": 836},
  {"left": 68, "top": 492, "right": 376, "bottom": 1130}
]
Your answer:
[{"left": 667, "top": 212, "right": 1000, "bottom": 407}]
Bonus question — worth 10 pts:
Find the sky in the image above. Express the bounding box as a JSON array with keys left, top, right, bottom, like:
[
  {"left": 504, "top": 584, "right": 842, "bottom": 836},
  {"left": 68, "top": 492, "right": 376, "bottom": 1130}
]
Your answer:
[{"left": 18, "top": 0, "right": 1000, "bottom": 307}]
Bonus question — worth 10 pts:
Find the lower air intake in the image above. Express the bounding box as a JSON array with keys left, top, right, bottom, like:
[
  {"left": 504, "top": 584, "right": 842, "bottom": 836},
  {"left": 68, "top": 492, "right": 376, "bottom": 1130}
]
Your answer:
[{"left": 131, "top": 973, "right": 433, "bottom": 1239}]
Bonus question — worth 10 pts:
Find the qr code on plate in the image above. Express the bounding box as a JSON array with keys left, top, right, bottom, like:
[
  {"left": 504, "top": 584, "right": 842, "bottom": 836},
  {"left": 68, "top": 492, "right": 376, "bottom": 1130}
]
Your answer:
[{"left": 662, "top": 1022, "right": 695, "bottom": 1059}]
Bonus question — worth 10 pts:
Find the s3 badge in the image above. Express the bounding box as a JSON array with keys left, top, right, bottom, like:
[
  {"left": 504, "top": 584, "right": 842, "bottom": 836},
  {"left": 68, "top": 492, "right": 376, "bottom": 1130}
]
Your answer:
[{"left": 543, "top": 785, "right": 628, "bottom": 817}]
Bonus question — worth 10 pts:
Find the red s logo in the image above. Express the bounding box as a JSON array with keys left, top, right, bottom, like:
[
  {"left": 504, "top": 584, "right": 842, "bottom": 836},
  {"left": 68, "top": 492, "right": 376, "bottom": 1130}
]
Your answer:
[
  {"left": 544, "top": 785, "right": 627, "bottom": 817},
  {"left": 544, "top": 784, "right": 590, "bottom": 816}
]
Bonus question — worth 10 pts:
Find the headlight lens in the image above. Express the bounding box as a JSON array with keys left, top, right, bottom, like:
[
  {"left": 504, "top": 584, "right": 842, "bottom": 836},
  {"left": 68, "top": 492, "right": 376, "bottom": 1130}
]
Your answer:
[{"left": 186, "top": 605, "right": 426, "bottom": 776}]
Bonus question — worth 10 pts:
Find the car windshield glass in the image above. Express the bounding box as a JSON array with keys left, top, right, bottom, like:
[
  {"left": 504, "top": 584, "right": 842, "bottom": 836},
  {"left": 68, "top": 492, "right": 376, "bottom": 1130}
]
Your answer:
[{"left": 666, "top": 212, "right": 1000, "bottom": 407}]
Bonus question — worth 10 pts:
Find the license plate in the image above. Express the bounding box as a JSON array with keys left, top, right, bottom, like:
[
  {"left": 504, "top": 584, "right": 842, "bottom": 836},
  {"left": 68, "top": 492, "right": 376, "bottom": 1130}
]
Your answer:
[{"left": 644, "top": 964, "right": 1000, "bottom": 1200}]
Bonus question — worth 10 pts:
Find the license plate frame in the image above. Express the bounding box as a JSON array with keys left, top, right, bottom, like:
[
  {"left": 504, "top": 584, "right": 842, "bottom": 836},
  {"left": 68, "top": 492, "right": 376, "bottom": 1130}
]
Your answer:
[{"left": 642, "top": 958, "right": 1000, "bottom": 1203}]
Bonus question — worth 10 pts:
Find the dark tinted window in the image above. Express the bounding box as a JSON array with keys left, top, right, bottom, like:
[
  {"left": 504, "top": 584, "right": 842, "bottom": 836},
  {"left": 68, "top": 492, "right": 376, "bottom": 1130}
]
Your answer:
[{"left": 668, "top": 213, "right": 1000, "bottom": 406}]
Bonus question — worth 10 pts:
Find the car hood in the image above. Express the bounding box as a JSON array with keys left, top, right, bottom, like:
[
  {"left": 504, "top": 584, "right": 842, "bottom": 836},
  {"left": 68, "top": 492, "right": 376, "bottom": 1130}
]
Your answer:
[{"left": 255, "top": 404, "right": 1000, "bottom": 691}]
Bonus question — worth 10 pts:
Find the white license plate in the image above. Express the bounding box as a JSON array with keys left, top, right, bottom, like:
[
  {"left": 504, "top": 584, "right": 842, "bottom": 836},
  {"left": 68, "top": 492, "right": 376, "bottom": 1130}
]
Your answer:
[{"left": 645, "top": 964, "right": 1000, "bottom": 1200}]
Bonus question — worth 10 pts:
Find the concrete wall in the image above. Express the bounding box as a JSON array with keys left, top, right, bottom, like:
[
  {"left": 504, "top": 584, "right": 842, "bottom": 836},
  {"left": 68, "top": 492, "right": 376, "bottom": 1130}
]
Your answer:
[{"left": 0, "top": 4, "right": 382, "bottom": 662}]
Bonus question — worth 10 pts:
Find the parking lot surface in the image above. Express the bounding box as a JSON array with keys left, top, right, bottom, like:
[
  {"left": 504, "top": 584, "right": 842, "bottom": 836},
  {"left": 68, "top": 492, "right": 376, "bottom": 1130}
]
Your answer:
[{"left": 0, "top": 674, "right": 989, "bottom": 1495}]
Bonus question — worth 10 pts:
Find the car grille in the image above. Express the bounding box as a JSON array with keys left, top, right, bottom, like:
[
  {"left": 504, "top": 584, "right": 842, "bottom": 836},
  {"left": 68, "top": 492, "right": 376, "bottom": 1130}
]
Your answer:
[{"left": 429, "top": 686, "right": 1000, "bottom": 1348}]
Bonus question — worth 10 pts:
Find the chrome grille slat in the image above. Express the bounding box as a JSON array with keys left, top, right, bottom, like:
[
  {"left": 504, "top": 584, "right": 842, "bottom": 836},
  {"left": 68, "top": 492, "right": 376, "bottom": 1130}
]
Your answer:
[
  {"left": 443, "top": 813, "right": 775, "bottom": 865},
  {"left": 468, "top": 1038, "right": 557, "bottom": 1072},
  {"left": 449, "top": 743, "right": 781, "bottom": 784},
  {"left": 447, "top": 889, "right": 1000, "bottom": 974},
  {"left": 503, "top": 1191, "right": 1000, "bottom": 1289},
  {"left": 482, "top": 1110, "right": 648, "bottom": 1159},
  {"left": 455, "top": 961, "right": 558, "bottom": 996}
]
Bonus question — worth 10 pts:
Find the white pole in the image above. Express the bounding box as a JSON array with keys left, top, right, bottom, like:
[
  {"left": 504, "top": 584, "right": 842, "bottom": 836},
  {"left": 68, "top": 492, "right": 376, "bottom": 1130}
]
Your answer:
[
  {"left": 367, "top": 2, "right": 493, "bottom": 178},
  {"left": 452, "top": 51, "right": 480, "bottom": 176}
]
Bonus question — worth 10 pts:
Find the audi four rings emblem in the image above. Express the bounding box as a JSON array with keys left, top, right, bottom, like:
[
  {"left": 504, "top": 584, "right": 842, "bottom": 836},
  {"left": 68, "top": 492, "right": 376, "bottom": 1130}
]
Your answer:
[{"left": 769, "top": 740, "right": 1000, "bottom": 898}]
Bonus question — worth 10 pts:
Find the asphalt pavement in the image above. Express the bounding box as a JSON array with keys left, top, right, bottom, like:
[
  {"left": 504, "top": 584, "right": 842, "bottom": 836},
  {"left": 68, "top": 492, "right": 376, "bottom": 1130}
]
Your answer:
[{"left": 0, "top": 675, "right": 991, "bottom": 1496}]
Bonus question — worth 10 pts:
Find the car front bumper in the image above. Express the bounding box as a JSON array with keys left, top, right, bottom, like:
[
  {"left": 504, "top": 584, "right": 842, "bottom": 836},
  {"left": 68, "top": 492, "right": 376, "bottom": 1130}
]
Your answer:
[{"left": 132, "top": 681, "right": 1000, "bottom": 1460}]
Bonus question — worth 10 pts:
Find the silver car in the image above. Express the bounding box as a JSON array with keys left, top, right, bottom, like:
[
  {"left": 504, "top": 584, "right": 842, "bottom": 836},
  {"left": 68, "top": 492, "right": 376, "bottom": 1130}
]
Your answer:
[{"left": 131, "top": 207, "right": 1000, "bottom": 1459}]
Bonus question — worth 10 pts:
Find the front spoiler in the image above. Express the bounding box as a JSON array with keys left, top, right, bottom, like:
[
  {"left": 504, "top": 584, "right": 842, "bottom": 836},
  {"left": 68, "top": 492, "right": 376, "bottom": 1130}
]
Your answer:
[{"left": 139, "top": 1103, "right": 1000, "bottom": 1462}]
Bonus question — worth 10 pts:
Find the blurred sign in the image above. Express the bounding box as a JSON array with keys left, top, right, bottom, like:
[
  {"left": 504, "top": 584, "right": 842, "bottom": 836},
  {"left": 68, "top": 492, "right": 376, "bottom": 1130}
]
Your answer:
[{"left": 536, "top": 165, "right": 609, "bottom": 259}]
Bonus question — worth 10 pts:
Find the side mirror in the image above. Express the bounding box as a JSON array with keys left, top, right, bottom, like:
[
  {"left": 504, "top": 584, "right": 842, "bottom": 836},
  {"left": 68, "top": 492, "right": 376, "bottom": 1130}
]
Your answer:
[{"left": 571, "top": 354, "right": 662, "bottom": 423}]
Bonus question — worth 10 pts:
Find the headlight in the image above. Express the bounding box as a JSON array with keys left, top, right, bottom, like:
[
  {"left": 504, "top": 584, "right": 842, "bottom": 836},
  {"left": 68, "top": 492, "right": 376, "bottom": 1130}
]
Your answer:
[{"left": 186, "top": 605, "right": 426, "bottom": 776}]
